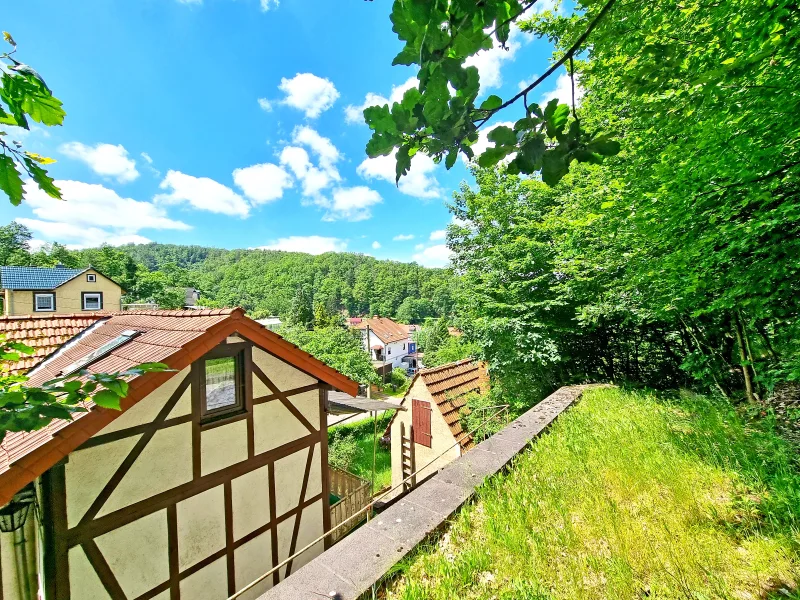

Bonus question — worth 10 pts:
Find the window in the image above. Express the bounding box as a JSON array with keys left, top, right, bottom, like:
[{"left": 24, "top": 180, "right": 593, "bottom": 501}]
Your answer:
[
  {"left": 412, "top": 399, "right": 432, "bottom": 447},
  {"left": 201, "top": 348, "right": 246, "bottom": 421},
  {"left": 86, "top": 273, "right": 97, "bottom": 282},
  {"left": 388, "top": 347, "right": 392, "bottom": 355},
  {"left": 82, "top": 292, "right": 103, "bottom": 311},
  {"left": 403, "top": 343, "right": 406, "bottom": 350},
  {"left": 34, "top": 293, "right": 55, "bottom": 312},
  {"left": 62, "top": 330, "right": 141, "bottom": 376}
]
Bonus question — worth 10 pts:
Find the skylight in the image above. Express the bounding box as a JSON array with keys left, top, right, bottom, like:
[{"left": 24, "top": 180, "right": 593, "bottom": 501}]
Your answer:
[{"left": 61, "top": 329, "right": 141, "bottom": 376}]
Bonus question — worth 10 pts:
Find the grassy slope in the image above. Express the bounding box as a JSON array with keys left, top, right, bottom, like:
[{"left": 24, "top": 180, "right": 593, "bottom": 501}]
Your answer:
[{"left": 386, "top": 388, "right": 800, "bottom": 600}]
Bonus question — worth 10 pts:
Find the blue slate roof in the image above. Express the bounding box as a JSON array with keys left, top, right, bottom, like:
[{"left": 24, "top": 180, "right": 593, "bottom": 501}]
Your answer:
[{"left": 0, "top": 266, "right": 89, "bottom": 290}]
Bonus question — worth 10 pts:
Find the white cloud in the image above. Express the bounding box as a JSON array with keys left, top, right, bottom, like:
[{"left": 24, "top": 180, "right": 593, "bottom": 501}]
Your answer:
[
  {"left": 540, "top": 72, "right": 584, "bottom": 107},
  {"left": 20, "top": 179, "right": 189, "bottom": 249},
  {"left": 412, "top": 244, "right": 452, "bottom": 268},
  {"left": 316, "top": 186, "right": 382, "bottom": 222},
  {"left": 60, "top": 142, "right": 139, "bottom": 183},
  {"left": 155, "top": 170, "right": 251, "bottom": 217},
  {"left": 279, "top": 126, "right": 343, "bottom": 201},
  {"left": 278, "top": 73, "right": 339, "bottom": 118},
  {"left": 141, "top": 152, "right": 154, "bottom": 164},
  {"left": 258, "top": 98, "right": 273, "bottom": 112},
  {"left": 176, "top": 0, "right": 202, "bottom": 4},
  {"left": 232, "top": 163, "right": 293, "bottom": 204},
  {"left": 372, "top": 241, "right": 381, "bottom": 249},
  {"left": 356, "top": 151, "right": 441, "bottom": 199},
  {"left": 17, "top": 219, "right": 152, "bottom": 249},
  {"left": 140, "top": 152, "right": 160, "bottom": 177},
  {"left": 293, "top": 126, "right": 340, "bottom": 172},
  {"left": 465, "top": 26, "right": 522, "bottom": 92},
  {"left": 344, "top": 77, "right": 418, "bottom": 124},
  {"left": 260, "top": 0, "right": 278, "bottom": 10},
  {"left": 429, "top": 229, "right": 446, "bottom": 241},
  {"left": 414, "top": 243, "right": 425, "bottom": 251},
  {"left": 393, "top": 234, "right": 414, "bottom": 241},
  {"left": 462, "top": 121, "right": 515, "bottom": 164},
  {"left": 256, "top": 236, "right": 347, "bottom": 255}
]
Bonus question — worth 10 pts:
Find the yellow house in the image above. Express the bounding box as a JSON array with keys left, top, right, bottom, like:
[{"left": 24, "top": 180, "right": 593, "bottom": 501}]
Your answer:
[{"left": 0, "top": 265, "right": 123, "bottom": 316}]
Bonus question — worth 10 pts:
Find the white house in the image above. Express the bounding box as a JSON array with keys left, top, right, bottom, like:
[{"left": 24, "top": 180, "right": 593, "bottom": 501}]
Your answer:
[{"left": 353, "top": 317, "right": 415, "bottom": 370}]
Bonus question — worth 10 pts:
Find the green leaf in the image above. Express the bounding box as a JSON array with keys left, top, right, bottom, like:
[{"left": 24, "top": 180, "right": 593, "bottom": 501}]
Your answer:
[
  {"left": 588, "top": 136, "right": 621, "bottom": 156},
  {"left": 62, "top": 380, "right": 82, "bottom": 393},
  {"left": 487, "top": 126, "right": 517, "bottom": 147},
  {"left": 38, "top": 405, "right": 73, "bottom": 421},
  {"left": 24, "top": 157, "right": 61, "bottom": 199},
  {"left": 366, "top": 132, "right": 401, "bottom": 158},
  {"left": 542, "top": 151, "right": 569, "bottom": 186},
  {"left": 445, "top": 149, "right": 458, "bottom": 170},
  {"left": 92, "top": 389, "right": 122, "bottom": 410},
  {"left": 102, "top": 378, "right": 129, "bottom": 397},
  {"left": 544, "top": 99, "right": 570, "bottom": 138},
  {"left": 363, "top": 105, "right": 395, "bottom": 133},
  {"left": 479, "top": 95, "right": 503, "bottom": 111},
  {"left": 396, "top": 144, "right": 412, "bottom": 183},
  {"left": 0, "top": 155, "right": 24, "bottom": 206}
]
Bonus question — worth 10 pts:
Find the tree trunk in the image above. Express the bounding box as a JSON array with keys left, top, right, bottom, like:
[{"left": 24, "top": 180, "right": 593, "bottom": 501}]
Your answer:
[{"left": 734, "top": 313, "right": 756, "bottom": 404}]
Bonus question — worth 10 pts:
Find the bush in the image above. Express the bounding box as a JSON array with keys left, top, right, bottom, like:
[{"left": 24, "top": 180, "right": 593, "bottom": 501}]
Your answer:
[
  {"left": 387, "top": 367, "right": 410, "bottom": 393},
  {"left": 328, "top": 429, "right": 359, "bottom": 471}
]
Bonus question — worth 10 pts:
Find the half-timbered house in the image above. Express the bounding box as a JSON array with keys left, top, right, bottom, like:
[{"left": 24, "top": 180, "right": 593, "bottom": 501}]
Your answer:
[{"left": 0, "top": 308, "right": 358, "bottom": 600}]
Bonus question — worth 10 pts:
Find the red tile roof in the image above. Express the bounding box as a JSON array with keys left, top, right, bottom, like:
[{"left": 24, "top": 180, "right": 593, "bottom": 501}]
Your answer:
[
  {"left": 353, "top": 317, "right": 409, "bottom": 344},
  {"left": 0, "top": 308, "right": 359, "bottom": 506},
  {"left": 418, "top": 359, "right": 489, "bottom": 451},
  {"left": 0, "top": 313, "right": 107, "bottom": 375}
]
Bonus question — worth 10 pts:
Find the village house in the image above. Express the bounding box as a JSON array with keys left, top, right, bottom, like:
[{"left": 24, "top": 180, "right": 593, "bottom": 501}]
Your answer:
[
  {"left": 353, "top": 316, "right": 416, "bottom": 370},
  {"left": 0, "top": 308, "right": 360, "bottom": 600},
  {"left": 0, "top": 265, "right": 124, "bottom": 316},
  {"left": 387, "top": 359, "right": 489, "bottom": 493}
]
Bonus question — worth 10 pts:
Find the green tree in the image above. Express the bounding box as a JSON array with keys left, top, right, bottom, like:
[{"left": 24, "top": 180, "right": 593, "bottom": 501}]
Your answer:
[
  {"left": 280, "top": 325, "right": 379, "bottom": 385},
  {"left": 288, "top": 286, "right": 314, "bottom": 330},
  {"left": 395, "top": 297, "right": 434, "bottom": 324},
  {"left": 0, "top": 221, "right": 32, "bottom": 265}
]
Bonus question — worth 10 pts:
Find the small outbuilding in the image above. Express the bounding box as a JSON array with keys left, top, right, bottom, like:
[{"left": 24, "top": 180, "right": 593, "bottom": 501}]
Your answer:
[{"left": 387, "top": 359, "right": 489, "bottom": 494}]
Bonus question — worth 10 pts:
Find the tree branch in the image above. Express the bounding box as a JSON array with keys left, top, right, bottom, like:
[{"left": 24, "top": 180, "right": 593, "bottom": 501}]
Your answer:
[{"left": 475, "top": 0, "right": 619, "bottom": 128}]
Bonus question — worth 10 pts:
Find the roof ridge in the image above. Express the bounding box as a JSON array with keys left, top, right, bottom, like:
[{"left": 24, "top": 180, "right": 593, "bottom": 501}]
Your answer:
[
  {"left": 0, "top": 312, "right": 108, "bottom": 322},
  {"left": 419, "top": 357, "right": 474, "bottom": 375}
]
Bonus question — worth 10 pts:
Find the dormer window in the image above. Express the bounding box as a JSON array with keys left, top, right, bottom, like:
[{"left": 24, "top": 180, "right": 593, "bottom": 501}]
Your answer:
[{"left": 34, "top": 293, "right": 55, "bottom": 312}]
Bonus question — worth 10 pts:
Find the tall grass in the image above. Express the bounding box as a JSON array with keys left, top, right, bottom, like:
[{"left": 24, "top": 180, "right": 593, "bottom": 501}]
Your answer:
[{"left": 384, "top": 388, "right": 800, "bottom": 600}]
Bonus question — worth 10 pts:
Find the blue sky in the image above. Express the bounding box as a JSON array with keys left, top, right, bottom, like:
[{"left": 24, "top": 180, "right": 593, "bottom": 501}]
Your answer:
[{"left": 3, "top": 0, "right": 568, "bottom": 267}]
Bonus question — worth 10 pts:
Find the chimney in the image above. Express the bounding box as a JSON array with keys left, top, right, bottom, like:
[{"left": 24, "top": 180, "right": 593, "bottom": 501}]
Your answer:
[{"left": 55, "top": 263, "right": 66, "bottom": 269}]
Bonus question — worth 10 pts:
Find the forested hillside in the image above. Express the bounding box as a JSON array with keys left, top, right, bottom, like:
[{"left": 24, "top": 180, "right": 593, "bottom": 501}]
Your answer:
[{"left": 0, "top": 226, "right": 455, "bottom": 320}]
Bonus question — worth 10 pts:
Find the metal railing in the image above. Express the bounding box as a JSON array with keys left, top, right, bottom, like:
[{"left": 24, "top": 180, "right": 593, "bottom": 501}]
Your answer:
[{"left": 226, "top": 404, "right": 510, "bottom": 600}]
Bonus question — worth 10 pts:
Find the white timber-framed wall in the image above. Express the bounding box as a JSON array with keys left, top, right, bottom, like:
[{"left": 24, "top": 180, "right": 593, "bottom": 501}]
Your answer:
[{"left": 36, "top": 334, "right": 331, "bottom": 600}]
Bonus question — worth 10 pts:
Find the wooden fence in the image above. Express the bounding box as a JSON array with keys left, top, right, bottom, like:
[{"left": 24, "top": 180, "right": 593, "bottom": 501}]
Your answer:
[{"left": 329, "top": 467, "right": 371, "bottom": 544}]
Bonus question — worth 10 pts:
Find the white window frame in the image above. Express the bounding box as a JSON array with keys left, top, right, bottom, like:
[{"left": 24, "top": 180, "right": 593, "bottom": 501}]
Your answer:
[
  {"left": 86, "top": 273, "right": 97, "bottom": 282},
  {"left": 82, "top": 292, "right": 102, "bottom": 311},
  {"left": 34, "top": 293, "right": 55, "bottom": 312}
]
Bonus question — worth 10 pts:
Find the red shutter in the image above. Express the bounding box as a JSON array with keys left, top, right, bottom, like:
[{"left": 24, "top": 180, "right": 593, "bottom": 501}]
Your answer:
[{"left": 412, "top": 399, "right": 432, "bottom": 447}]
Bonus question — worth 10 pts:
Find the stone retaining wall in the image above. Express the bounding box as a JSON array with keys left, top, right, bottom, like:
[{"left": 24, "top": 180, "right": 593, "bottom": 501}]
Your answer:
[{"left": 256, "top": 384, "right": 603, "bottom": 600}]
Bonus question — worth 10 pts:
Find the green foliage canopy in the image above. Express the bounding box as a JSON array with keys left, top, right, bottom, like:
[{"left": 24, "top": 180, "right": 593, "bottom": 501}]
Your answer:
[{"left": 364, "top": 0, "right": 621, "bottom": 186}]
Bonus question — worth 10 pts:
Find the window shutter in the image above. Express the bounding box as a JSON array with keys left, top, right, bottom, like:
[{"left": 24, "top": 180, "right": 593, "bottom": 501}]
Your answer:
[{"left": 412, "top": 399, "right": 432, "bottom": 448}]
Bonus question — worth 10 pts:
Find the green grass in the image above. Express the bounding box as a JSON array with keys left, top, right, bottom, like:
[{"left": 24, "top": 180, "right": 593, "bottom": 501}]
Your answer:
[
  {"left": 329, "top": 412, "right": 393, "bottom": 494},
  {"left": 384, "top": 388, "right": 800, "bottom": 600}
]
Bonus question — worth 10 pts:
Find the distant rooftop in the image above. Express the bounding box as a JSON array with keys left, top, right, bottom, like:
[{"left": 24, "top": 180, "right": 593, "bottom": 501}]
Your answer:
[{"left": 1, "top": 265, "right": 94, "bottom": 290}]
